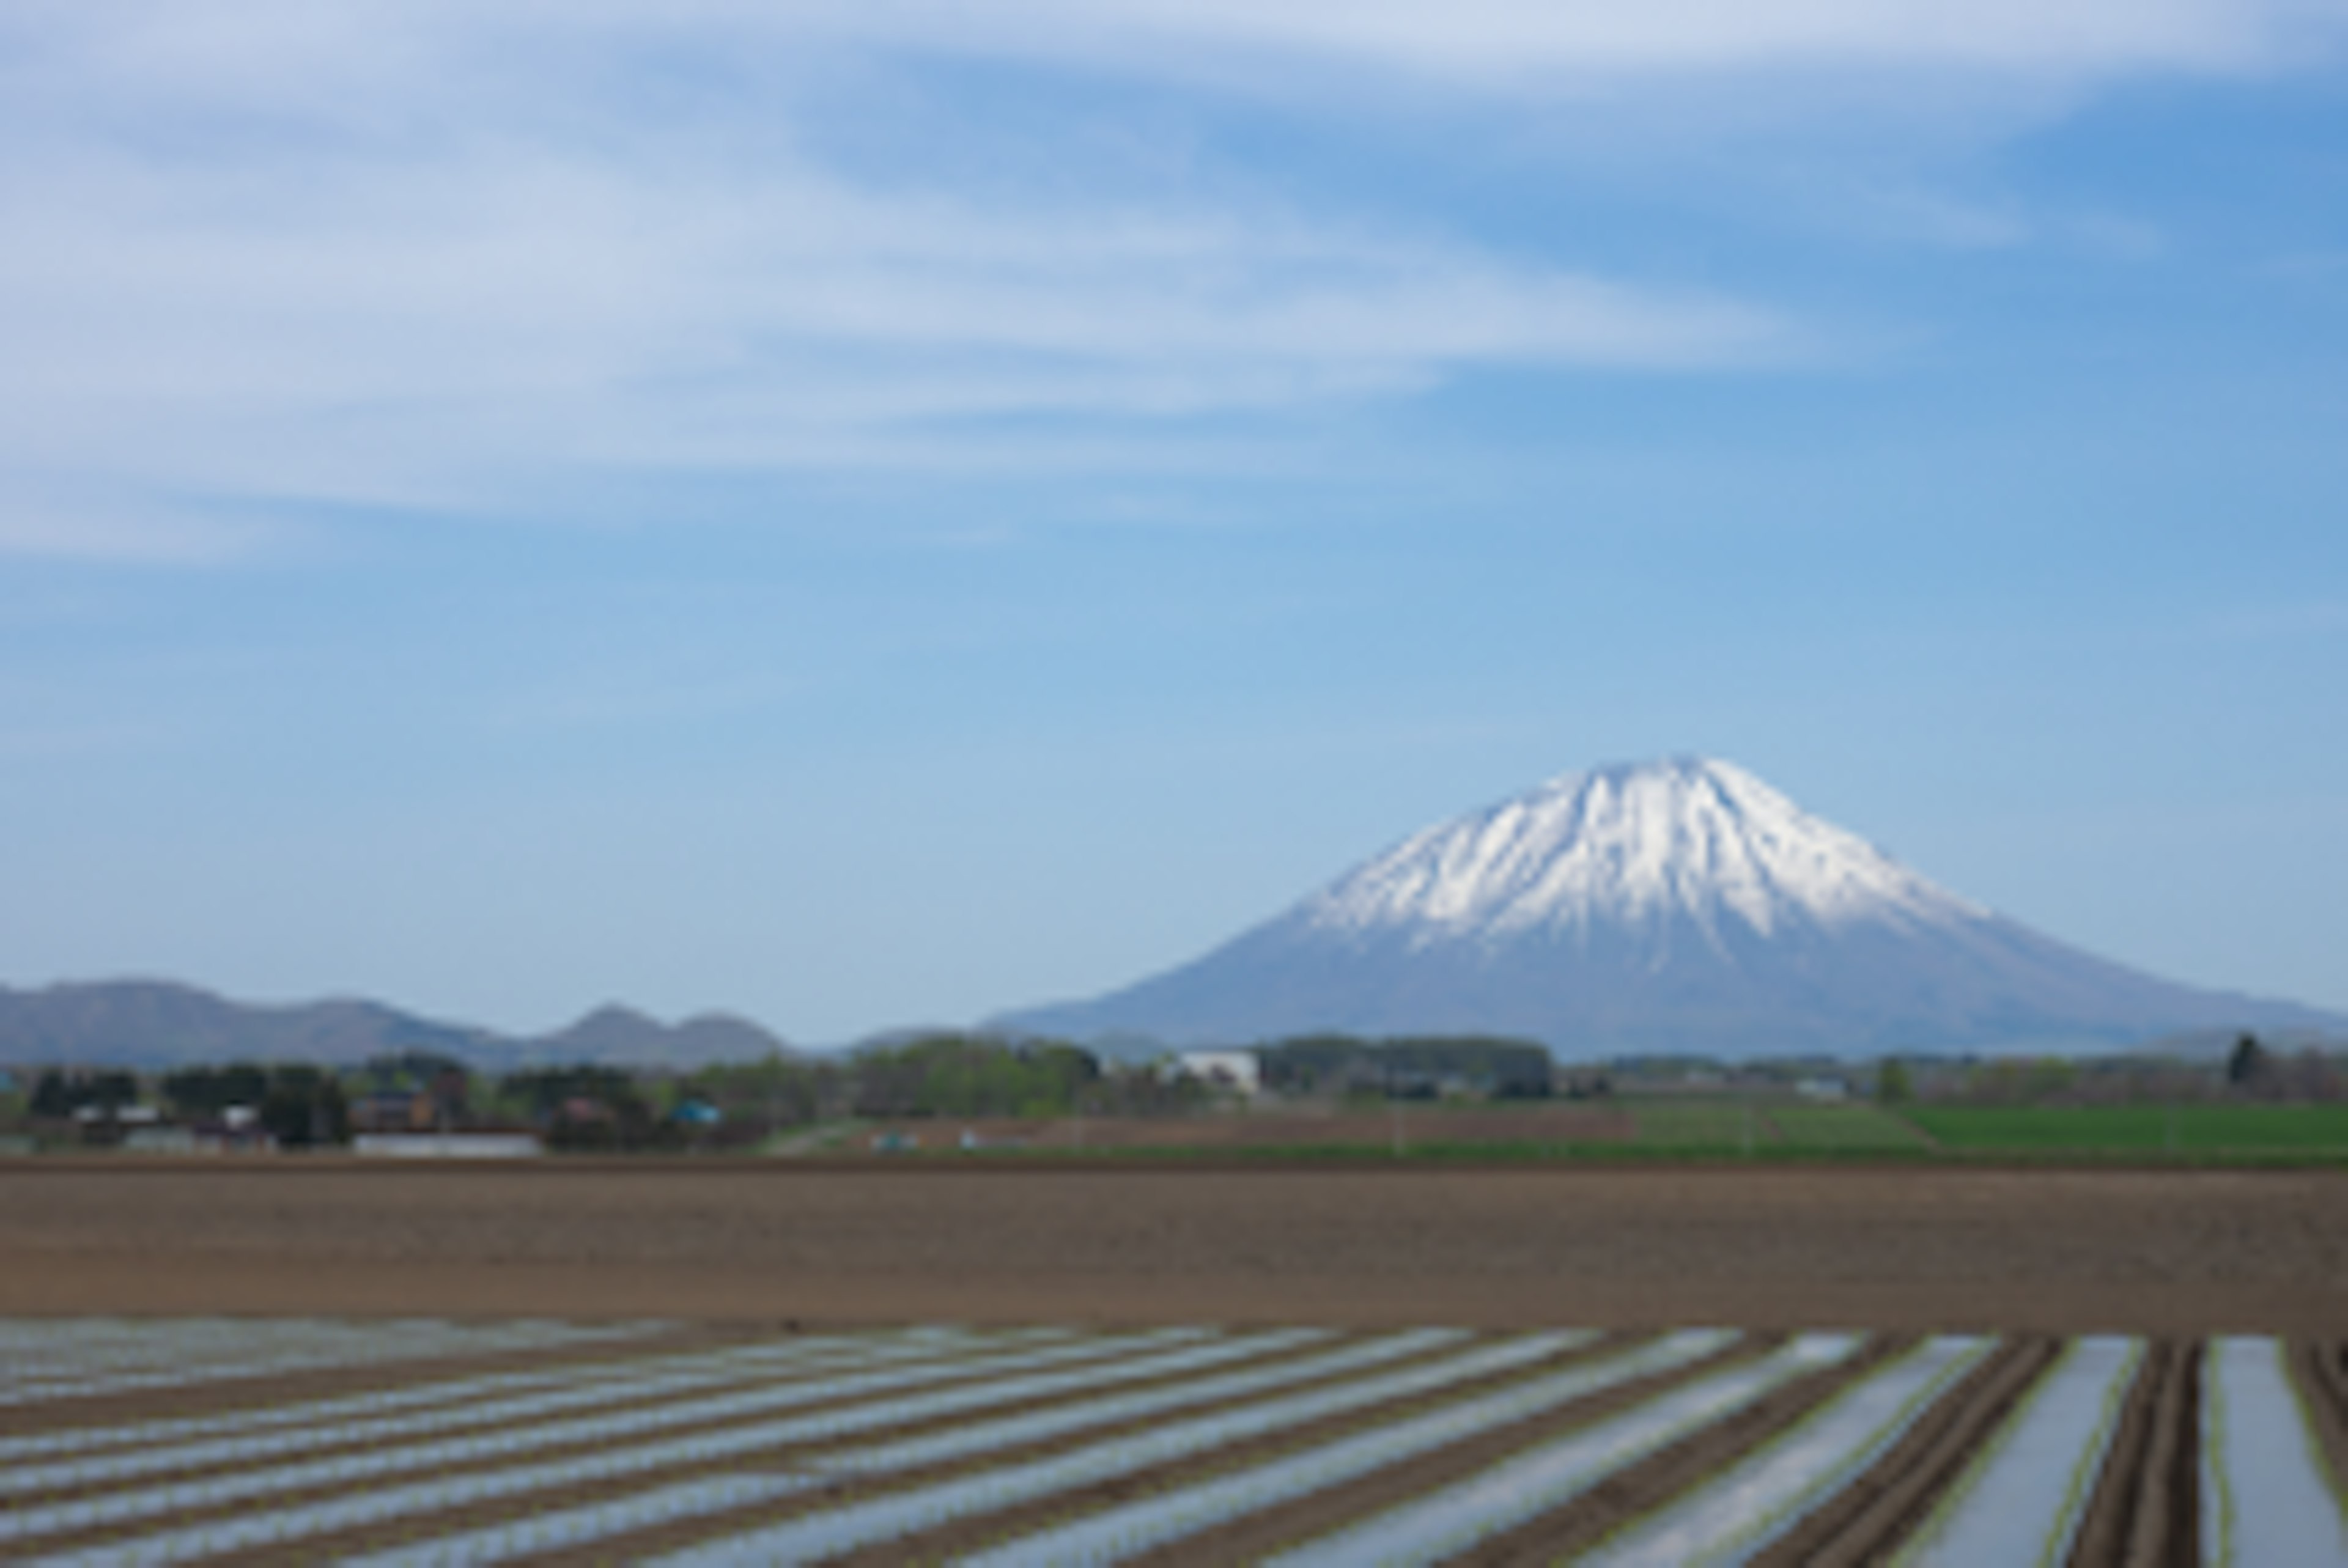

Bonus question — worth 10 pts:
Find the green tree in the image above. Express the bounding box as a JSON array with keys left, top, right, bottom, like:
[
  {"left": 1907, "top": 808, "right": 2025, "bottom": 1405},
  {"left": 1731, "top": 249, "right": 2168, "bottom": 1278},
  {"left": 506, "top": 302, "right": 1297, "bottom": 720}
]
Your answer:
[
  {"left": 30, "top": 1070, "right": 74, "bottom": 1119},
  {"left": 2227, "top": 1032, "right": 2272, "bottom": 1093},
  {"left": 260, "top": 1066, "right": 349, "bottom": 1147},
  {"left": 843, "top": 1035, "right": 1100, "bottom": 1121},
  {"left": 163, "top": 1063, "right": 269, "bottom": 1117},
  {"left": 494, "top": 1065, "right": 675, "bottom": 1151},
  {"left": 1876, "top": 1059, "right": 1913, "bottom": 1105},
  {"left": 89, "top": 1070, "right": 139, "bottom": 1110}
]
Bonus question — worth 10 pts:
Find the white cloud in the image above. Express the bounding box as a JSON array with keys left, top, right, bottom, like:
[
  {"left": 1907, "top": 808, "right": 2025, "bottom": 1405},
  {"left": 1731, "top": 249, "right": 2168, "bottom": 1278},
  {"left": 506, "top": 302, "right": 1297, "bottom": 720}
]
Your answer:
[
  {"left": 0, "top": 0, "right": 2336, "bottom": 560},
  {"left": 0, "top": 12, "right": 1812, "bottom": 561},
  {"left": 0, "top": 133, "right": 1792, "bottom": 486},
  {"left": 797, "top": 0, "right": 2348, "bottom": 81},
  {"left": 0, "top": 477, "right": 291, "bottom": 565}
]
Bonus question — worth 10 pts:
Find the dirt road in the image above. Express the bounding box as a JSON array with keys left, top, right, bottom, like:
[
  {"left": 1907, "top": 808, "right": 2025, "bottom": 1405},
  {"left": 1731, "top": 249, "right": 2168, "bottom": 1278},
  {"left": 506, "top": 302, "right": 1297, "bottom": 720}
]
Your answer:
[{"left": 0, "top": 1160, "right": 2338, "bottom": 1334}]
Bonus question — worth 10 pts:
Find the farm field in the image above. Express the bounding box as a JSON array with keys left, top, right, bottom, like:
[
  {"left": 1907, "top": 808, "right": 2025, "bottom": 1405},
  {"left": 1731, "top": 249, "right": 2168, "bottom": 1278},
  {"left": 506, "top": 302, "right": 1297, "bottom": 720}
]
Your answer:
[
  {"left": 0, "top": 1315, "right": 2341, "bottom": 1564},
  {"left": 1905, "top": 1102, "right": 2348, "bottom": 1158},
  {"left": 1625, "top": 1099, "right": 1934, "bottom": 1154},
  {"left": 839, "top": 1101, "right": 1636, "bottom": 1157},
  {"left": 1, "top": 1161, "right": 2344, "bottom": 1337},
  {"left": 829, "top": 1099, "right": 2348, "bottom": 1163}
]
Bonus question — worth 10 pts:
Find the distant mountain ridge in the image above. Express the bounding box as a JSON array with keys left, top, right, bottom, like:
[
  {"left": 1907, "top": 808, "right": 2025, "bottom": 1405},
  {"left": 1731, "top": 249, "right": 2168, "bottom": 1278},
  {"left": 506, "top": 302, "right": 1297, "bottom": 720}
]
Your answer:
[
  {"left": 0, "top": 979, "right": 792, "bottom": 1072},
  {"left": 1000, "top": 756, "right": 2347, "bottom": 1058}
]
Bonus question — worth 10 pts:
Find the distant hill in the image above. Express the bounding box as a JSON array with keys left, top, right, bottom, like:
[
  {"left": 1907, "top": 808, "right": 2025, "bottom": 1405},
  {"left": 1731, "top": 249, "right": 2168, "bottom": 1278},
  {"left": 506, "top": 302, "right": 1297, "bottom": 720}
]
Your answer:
[
  {"left": 0, "top": 979, "right": 794, "bottom": 1072},
  {"left": 999, "top": 756, "right": 2348, "bottom": 1059},
  {"left": 528, "top": 1004, "right": 791, "bottom": 1069}
]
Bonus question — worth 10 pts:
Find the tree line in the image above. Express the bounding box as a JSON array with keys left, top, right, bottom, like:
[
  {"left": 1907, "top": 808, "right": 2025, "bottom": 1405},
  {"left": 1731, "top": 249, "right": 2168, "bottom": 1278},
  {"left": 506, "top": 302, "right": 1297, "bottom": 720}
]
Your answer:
[
  {"left": 27, "top": 1062, "right": 350, "bottom": 1146},
  {"left": 2, "top": 1034, "right": 1213, "bottom": 1151},
  {"left": 1253, "top": 1034, "right": 1555, "bottom": 1099}
]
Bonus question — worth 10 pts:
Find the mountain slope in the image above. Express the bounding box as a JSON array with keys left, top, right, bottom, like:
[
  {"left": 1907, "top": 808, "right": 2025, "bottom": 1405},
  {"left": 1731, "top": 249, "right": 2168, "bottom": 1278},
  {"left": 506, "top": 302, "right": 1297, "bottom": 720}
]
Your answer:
[
  {"left": 0, "top": 981, "right": 794, "bottom": 1072},
  {"left": 1001, "top": 757, "right": 2343, "bottom": 1056}
]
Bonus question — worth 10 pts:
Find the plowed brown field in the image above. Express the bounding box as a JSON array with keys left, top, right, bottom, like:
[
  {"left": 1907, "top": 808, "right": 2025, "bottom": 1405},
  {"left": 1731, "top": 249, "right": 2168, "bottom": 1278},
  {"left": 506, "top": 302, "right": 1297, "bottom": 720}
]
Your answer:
[{"left": 1, "top": 1160, "right": 2341, "bottom": 1334}]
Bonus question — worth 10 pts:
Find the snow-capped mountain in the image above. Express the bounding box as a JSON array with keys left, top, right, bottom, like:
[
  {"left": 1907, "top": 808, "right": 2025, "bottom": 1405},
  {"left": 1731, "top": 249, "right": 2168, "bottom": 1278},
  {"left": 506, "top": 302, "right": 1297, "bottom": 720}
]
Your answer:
[
  {"left": 1000, "top": 757, "right": 2344, "bottom": 1057},
  {"left": 1301, "top": 757, "right": 1979, "bottom": 947}
]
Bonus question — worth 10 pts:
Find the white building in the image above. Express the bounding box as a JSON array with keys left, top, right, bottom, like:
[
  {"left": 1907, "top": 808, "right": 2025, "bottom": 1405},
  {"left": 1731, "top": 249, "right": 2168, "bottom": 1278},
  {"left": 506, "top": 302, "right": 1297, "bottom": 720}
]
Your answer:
[
  {"left": 1175, "top": 1049, "right": 1262, "bottom": 1097},
  {"left": 352, "top": 1132, "right": 544, "bottom": 1159}
]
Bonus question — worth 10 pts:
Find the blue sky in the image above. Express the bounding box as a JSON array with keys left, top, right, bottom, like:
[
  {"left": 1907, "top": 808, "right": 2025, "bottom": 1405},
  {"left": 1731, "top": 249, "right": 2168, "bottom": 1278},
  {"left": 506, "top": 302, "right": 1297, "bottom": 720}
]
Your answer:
[{"left": 2, "top": 2, "right": 2344, "bottom": 1042}]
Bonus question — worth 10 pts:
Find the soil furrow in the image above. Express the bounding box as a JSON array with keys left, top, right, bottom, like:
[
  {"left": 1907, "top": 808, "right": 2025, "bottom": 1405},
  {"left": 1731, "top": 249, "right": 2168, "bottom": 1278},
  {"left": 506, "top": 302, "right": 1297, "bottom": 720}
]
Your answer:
[
  {"left": 218, "top": 1330, "right": 1414, "bottom": 1567},
  {"left": 2069, "top": 1339, "right": 2200, "bottom": 1568},
  {"left": 12, "top": 1332, "right": 1230, "bottom": 1563},
  {"left": 0, "top": 1325, "right": 720, "bottom": 1443},
  {"left": 1748, "top": 1333, "right": 2060, "bottom": 1568},
  {"left": 1, "top": 1336, "right": 942, "bottom": 1511},
  {"left": 259, "top": 1331, "right": 1592, "bottom": 1567},
  {"left": 2126, "top": 1340, "right": 2202, "bottom": 1568},
  {"left": 2288, "top": 1338, "right": 2348, "bottom": 1497},
  {"left": 1443, "top": 1334, "right": 1907, "bottom": 1567},
  {"left": 681, "top": 1333, "right": 1729, "bottom": 1568}
]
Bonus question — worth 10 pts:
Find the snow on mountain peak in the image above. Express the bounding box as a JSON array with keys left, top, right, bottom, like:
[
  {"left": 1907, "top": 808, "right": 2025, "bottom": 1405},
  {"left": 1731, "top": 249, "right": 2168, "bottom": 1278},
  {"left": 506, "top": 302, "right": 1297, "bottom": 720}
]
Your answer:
[{"left": 1302, "top": 756, "right": 1983, "bottom": 943}]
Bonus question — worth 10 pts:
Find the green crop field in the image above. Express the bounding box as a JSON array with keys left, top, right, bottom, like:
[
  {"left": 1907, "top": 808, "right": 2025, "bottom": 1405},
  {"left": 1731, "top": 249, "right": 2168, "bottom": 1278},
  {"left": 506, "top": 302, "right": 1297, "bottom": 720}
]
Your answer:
[
  {"left": 1623, "top": 1099, "right": 1932, "bottom": 1155},
  {"left": 1626, "top": 1100, "right": 1763, "bottom": 1148},
  {"left": 1763, "top": 1103, "right": 1938, "bottom": 1151},
  {"left": 814, "top": 1097, "right": 2348, "bottom": 1165},
  {"left": 1903, "top": 1103, "right": 2348, "bottom": 1157}
]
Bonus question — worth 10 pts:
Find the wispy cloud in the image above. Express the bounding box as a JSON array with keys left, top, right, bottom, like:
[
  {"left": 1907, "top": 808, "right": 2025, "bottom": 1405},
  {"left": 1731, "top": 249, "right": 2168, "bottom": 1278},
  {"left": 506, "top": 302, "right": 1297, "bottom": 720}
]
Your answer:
[
  {"left": 0, "top": 138, "right": 1795, "bottom": 498},
  {"left": 0, "top": 7, "right": 1822, "bottom": 560},
  {"left": 796, "top": 0, "right": 2348, "bottom": 81},
  {"left": 0, "top": 478, "right": 294, "bottom": 565},
  {"left": 1, "top": 1, "right": 2336, "bottom": 561}
]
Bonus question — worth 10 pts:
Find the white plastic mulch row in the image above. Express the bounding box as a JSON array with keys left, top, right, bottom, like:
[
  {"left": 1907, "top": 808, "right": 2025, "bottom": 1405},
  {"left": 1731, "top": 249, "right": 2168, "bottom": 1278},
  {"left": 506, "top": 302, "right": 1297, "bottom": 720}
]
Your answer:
[
  {"left": 347, "top": 1473, "right": 818, "bottom": 1567},
  {"left": 7, "top": 1328, "right": 1301, "bottom": 1567},
  {"left": 335, "top": 1327, "right": 1485, "bottom": 1568},
  {"left": 945, "top": 1330, "right": 1737, "bottom": 1568},
  {"left": 0, "top": 1317, "right": 651, "bottom": 1388},
  {"left": 0, "top": 1326, "right": 1215, "bottom": 1551},
  {"left": 0, "top": 1320, "right": 495, "bottom": 1395},
  {"left": 2201, "top": 1336, "right": 2348, "bottom": 1566},
  {"left": 0, "top": 1318, "right": 666, "bottom": 1409},
  {"left": 0, "top": 1319, "right": 468, "bottom": 1380},
  {"left": 1575, "top": 1335, "right": 1996, "bottom": 1568},
  {"left": 1891, "top": 1336, "right": 2141, "bottom": 1567},
  {"left": 827, "top": 1327, "right": 1468, "bottom": 1476},
  {"left": 1260, "top": 1333, "right": 1864, "bottom": 1568},
  {"left": 0, "top": 1324, "right": 1051, "bottom": 1496},
  {"left": 639, "top": 1331, "right": 1706, "bottom": 1568},
  {"left": 18, "top": 1321, "right": 2343, "bottom": 1568},
  {"left": 0, "top": 1320, "right": 284, "bottom": 1381},
  {"left": 0, "top": 1325, "right": 1028, "bottom": 1468}
]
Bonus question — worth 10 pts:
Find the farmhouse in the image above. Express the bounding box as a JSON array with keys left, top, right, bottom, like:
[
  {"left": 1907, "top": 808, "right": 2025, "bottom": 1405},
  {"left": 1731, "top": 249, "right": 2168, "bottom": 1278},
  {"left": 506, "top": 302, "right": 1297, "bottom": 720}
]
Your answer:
[{"left": 1175, "top": 1048, "right": 1263, "bottom": 1097}]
